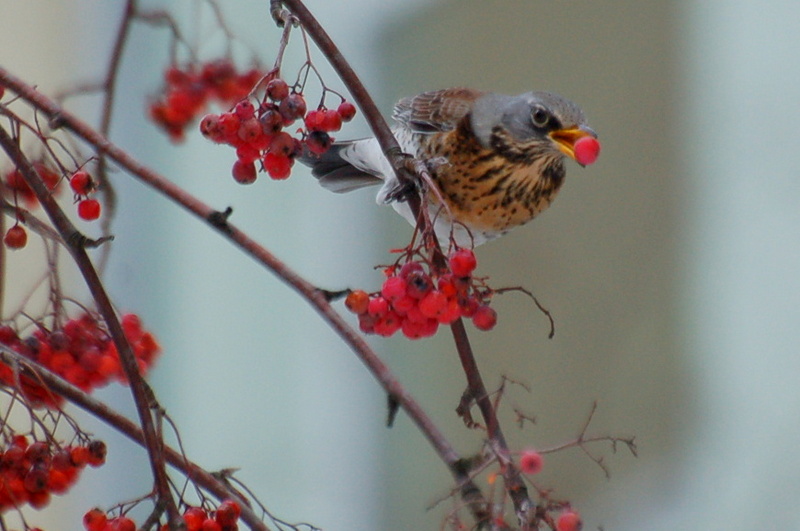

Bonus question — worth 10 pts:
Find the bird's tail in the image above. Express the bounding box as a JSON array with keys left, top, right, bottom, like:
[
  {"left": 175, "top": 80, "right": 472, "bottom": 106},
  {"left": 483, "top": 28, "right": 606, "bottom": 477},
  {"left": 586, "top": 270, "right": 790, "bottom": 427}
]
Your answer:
[{"left": 298, "top": 140, "right": 384, "bottom": 194}]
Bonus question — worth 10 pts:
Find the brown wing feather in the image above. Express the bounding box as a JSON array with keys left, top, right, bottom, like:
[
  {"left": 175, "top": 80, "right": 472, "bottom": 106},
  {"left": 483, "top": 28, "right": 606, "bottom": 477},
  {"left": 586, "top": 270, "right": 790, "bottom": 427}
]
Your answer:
[{"left": 392, "top": 88, "right": 486, "bottom": 133}]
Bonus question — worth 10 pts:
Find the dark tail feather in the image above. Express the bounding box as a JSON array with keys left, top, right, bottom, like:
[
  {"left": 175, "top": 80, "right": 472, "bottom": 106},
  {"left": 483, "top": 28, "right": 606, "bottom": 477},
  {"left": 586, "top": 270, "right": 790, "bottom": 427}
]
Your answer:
[{"left": 298, "top": 142, "right": 382, "bottom": 193}]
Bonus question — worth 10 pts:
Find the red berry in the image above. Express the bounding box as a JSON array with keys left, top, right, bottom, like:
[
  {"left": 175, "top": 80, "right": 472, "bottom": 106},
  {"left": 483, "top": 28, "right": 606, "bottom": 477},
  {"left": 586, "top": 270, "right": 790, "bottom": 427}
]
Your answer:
[
  {"left": 4, "top": 224, "right": 27, "bottom": 249},
  {"left": 109, "top": 516, "right": 136, "bottom": 531},
  {"left": 518, "top": 449, "right": 544, "bottom": 475},
  {"left": 24, "top": 465, "right": 49, "bottom": 493},
  {"left": 337, "top": 101, "right": 356, "bottom": 121},
  {"left": 183, "top": 507, "right": 207, "bottom": 531},
  {"left": 405, "top": 270, "right": 433, "bottom": 299},
  {"left": 77, "top": 198, "right": 101, "bottom": 221},
  {"left": 215, "top": 500, "right": 240, "bottom": 526},
  {"left": 87, "top": 439, "right": 107, "bottom": 466},
  {"left": 573, "top": 136, "right": 600, "bottom": 166},
  {"left": 234, "top": 99, "right": 255, "bottom": 120},
  {"left": 69, "top": 445, "right": 90, "bottom": 467},
  {"left": 345, "top": 290, "right": 370, "bottom": 314},
  {"left": 381, "top": 275, "right": 408, "bottom": 302},
  {"left": 305, "top": 131, "right": 333, "bottom": 155},
  {"left": 399, "top": 261, "right": 424, "bottom": 278},
  {"left": 418, "top": 290, "right": 448, "bottom": 319},
  {"left": 84, "top": 508, "right": 108, "bottom": 531},
  {"left": 472, "top": 304, "right": 497, "bottom": 331},
  {"left": 269, "top": 132, "right": 296, "bottom": 157},
  {"left": 367, "top": 296, "right": 390, "bottom": 318},
  {"left": 232, "top": 160, "right": 257, "bottom": 184},
  {"left": 70, "top": 170, "right": 93, "bottom": 195},
  {"left": 200, "top": 114, "right": 223, "bottom": 141},
  {"left": 201, "top": 519, "right": 222, "bottom": 531},
  {"left": 237, "top": 117, "right": 262, "bottom": 143},
  {"left": 259, "top": 108, "right": 283, "bottom": 134},
  {"left": 266, "top": 78, "right": 289, "bottom": 101},
  {"left": 235, "top": 143, "right": 261, "bottom": 165},
  {"left": 279, "top": 93, "right": 307, "bottom": 123},
  {"left": 304, "top": 109, "right": 326, "bottom": 132},
  {"left": 556, "top": 510, "right": 583, "bottom": 531},
  {"left": 25, "top": 441, "right": 50, "bottom": 463},
  {"left": 263, "top": 152, "right": 293, "bottom": 180},
  {"left": 321, "top": 108, "right": 342, "bottom": 132},
  {"left": 448, "top": 249, "right": 477, "bottom": 277}
]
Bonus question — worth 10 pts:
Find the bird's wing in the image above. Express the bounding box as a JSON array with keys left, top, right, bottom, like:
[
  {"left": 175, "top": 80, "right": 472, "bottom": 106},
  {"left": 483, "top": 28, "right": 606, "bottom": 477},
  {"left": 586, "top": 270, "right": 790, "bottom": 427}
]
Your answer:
[{"left": 392, "top": 88, "right": 486, "bottom": 133}]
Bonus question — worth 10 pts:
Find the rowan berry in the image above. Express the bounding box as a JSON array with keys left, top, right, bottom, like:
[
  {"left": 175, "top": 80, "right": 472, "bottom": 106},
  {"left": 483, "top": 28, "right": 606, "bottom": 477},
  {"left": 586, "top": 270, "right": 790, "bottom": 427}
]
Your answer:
[
  {"left": 448, "top": 249, "right": 477, "bottom": 277},
  {"left": 278, "top": 93, "right": 307, "bottom": 122},
  {"left": 472, "top": 304, "right": 497, "bottom": 331},
  {"left": 381, "top": 275, "right": 408, "bottom": 302},
  {"left": 234, "top": 99, "right": 255, "bottom": 120},
  {"left": 305, "top": 131, "right": 332, "bottom": 155},
  {"left": 83, "top": 508, "right": 108, "bottom": 531},
  {"left": 304, "top": 109, "right": 326, "bottom": 132},
  {"left": 337, "top": 101, "right": 357, "bottom": 121},
  {"left": 321, "top": 108, "right": 342, "bottom": 132},
  {"left": 418, "top": 290, "right": 448, "bottom": 319},
  {"left": 405, "top": 270, "right": 433, "bottom": 299},
  {"left": 263, "top": 152, "right": 293, "bottom": 180},
  {"left": 69, "top": 170, "right": 93, "bottom": 195},
  {"left": 266, "top": 78, "right": 289, "bottom": 101},
  {"left": 77, "top": 199, "right": 101, "bottom": 221},
  {"left": 4, "top": 224, "right": 27, "bottom": 249},
  {"left": 215, "top": 499, "right": 241, "bottom": 526},
  {"left": 231, "top": 160, "right": 257, "bottom": 184},
  {"left": 183, "top": 507, "right": 207, "bottom": 531},
  {"left": 574, "top": 136, "right": 600, "bottom": 166},
  {"left": 519, "top": 449, "right": 543, "bottom": 475},
  {"left": 87, "top": 439, "right": 107, "bottom": 466},
  {"left": 201, "top": 519, "right": 222, "bottom": 531},
  {"left": 345, "top": 290, "right": 370, "bottom": 314},
  {"left": 367, "top": 296, "right": 390, "bottom": 318},
  {"left": 556, "top": 510, "right": 583, "bottom": 531}
]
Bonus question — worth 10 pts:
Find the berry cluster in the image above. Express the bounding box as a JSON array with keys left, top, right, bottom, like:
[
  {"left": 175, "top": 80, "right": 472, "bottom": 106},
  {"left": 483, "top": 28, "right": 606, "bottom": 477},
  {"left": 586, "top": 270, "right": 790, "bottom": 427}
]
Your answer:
[
  {"left": 0, "top": 313, "right": 160, "bottom": 408},
  {"left": 200, "top": 76, "right": 356, "bottom": 183},
  {"left": 149, "top": 60, "right": 265, "bottom": 142},
  {"left": 83, "top": 499, "right": 242, "bottom": 531},
  {"left": 2, "top": 162, "right": 60, "bottom": 208},
  {"left": 345, "top": 249, "right": 497, "bottom": 339},
  {"left": 0, "top": 435, "right": 106, "bottom": 513},
  {"left": 70, "top": 170, "right": 102, "bottom": 221}
]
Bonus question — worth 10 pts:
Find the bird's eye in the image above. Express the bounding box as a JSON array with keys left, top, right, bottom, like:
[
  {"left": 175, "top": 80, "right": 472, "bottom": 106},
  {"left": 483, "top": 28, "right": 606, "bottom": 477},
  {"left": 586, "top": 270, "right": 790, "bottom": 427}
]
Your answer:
[{"left": 531, "top": 106, "right": 550, "bottom": 128}]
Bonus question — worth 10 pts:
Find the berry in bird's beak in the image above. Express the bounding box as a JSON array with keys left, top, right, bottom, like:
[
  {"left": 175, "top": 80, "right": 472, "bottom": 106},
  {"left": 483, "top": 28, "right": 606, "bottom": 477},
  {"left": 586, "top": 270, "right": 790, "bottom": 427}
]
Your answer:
[
  {"left": 549, "top": 127, "right": 600, "bottom": 166},
  {"left": 574, "top": 136, "right": 601, "bottom": 166}
]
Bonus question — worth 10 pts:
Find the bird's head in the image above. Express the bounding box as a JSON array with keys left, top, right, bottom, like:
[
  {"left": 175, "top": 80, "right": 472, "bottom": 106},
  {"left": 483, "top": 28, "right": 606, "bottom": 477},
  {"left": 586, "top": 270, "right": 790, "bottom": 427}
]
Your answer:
[{"left": 470, "top": 91, "right": 600, "bottom": 166}]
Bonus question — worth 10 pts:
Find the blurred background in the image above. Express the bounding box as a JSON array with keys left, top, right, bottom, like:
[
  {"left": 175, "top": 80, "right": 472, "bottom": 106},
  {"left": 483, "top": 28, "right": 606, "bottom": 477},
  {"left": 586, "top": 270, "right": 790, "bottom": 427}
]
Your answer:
[{"left": 2, "top": 0, "right": 799, "bottom": 529}]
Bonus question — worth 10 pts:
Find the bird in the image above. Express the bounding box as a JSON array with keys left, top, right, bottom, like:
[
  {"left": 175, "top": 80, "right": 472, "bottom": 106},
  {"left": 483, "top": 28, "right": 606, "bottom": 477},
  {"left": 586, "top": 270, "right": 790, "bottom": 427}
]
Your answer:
[{"left": 299, "top": 87, "right": 599, "bottom": 247}]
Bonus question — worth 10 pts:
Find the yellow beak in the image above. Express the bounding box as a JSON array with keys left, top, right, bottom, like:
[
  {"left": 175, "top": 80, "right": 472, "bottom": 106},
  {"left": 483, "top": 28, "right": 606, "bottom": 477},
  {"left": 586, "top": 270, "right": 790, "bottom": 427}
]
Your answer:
[{"left": 549, "top": 126, "right": 597, "bottom": 161}]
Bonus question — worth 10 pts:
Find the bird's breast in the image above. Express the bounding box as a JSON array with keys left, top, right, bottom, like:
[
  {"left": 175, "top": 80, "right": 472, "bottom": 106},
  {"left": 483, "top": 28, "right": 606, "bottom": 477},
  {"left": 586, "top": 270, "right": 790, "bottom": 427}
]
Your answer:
[{"left": 419, "top": 130, "right": 566, "bottom": 236}]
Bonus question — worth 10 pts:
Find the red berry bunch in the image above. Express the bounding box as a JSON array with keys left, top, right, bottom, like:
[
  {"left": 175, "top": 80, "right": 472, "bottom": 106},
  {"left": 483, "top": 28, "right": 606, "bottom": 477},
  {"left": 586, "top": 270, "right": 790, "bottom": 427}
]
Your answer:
[
  {"left": 70, "top": 170, "right": 102, "bottom": 221},
  {"left": 162, "top": 500, "right": 242, "bottom": 531},
  {"left": 83, "top": 509, "right": 136, "bottom": 531},
  {"left": 200, "top": 76, "right": 356, "bottom": 184},
  {"left": 149, "top": 60, "right": 265, "bottom": 142},
  {"left": 345, "top": 248, "right": 497, "bottom": 339},
  {"left": 0, "top": 435, "right": 106, "bottom": 513},
  {"left": 0, "top": 313, "right": 160, "bottom": 408},
  {"left": 2, "top": 161, "right": 60, "bottom": 208}
]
